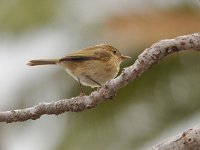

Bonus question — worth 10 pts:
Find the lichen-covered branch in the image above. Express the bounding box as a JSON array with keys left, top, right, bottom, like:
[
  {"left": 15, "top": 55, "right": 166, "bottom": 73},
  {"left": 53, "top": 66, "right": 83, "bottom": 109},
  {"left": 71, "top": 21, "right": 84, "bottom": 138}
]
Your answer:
[
  {"left": 0, "top": 32, "right": 200, "bottom": 123},
  {"left": 149, "top": 126, "right": 200, "bottom": 150}
]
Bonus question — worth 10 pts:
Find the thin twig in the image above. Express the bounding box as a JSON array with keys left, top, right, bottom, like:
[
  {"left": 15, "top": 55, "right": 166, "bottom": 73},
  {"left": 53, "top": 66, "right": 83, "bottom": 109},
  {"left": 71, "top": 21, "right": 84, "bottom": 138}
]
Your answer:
[{"left": 0, "top": 32, "right": 199, "bottom": 123}]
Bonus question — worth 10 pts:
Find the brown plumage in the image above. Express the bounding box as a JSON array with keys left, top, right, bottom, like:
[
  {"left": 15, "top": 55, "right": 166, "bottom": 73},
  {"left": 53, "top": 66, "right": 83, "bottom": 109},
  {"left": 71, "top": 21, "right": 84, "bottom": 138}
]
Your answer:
[{"left": 27, "top": 44, "right": 131, "bottom": 94}]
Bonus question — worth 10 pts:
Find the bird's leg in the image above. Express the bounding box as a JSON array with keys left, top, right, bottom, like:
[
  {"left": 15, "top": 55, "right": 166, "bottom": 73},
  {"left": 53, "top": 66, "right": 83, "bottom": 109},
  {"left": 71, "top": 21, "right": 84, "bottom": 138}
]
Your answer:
[{"left": 78, "top": 78, "right": 85, "bottom": 96}]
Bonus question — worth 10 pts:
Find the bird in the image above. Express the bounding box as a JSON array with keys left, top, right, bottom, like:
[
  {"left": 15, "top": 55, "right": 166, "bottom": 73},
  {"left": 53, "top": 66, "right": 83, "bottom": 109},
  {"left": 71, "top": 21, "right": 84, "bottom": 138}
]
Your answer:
[{"left": 27, "top": 44, "right": 131, "bottom": 95}]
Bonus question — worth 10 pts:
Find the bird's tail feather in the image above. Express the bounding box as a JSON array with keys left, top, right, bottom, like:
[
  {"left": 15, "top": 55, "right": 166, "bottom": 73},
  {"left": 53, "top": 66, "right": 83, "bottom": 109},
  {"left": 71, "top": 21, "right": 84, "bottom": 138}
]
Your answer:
[{"left": 27, "top": 59, "right": 58, "bottom": 66}]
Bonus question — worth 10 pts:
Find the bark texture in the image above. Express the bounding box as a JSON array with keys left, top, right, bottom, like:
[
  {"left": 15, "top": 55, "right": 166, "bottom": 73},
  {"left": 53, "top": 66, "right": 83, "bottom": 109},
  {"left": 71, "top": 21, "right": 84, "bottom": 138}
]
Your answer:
[{"left": 0, "top": 32, "right": 199, "bottom": 123}]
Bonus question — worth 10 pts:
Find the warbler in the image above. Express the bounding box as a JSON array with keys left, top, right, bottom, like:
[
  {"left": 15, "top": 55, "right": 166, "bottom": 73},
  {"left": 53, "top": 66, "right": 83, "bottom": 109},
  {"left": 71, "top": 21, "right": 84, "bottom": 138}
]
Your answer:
[{"left": 27, "top": 44, "right": 131, "bottom": 94}]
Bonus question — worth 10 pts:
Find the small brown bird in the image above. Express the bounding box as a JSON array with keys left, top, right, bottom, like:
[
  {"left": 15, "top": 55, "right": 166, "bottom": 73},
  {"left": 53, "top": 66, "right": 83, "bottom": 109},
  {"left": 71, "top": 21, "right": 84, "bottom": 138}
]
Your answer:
[{"left": 27, "top": 44, "right": 131, "bottom": 95}]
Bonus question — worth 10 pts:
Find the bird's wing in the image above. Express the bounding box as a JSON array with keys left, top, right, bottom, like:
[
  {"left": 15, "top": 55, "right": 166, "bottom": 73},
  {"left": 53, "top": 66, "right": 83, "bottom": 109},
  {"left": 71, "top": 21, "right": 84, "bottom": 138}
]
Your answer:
[
  {"left": 59, "top": 55, "right": 98, "bottom": 62},
  {"left": 59, "top": 48, "right": 103, "bottom": 62}
]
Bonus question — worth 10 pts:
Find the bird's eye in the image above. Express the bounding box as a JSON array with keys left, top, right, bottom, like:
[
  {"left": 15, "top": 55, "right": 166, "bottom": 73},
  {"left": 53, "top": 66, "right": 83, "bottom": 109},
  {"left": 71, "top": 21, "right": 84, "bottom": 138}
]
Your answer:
[{"left": 113, "top": 50, "right": 117, "bottom": 54}]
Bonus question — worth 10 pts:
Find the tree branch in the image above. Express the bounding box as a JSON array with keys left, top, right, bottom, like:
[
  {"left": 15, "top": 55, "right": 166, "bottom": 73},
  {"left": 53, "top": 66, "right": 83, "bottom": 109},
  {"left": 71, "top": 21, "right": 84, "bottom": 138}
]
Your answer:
[
  {"left": 149, "top": 126, "right": 200, "bottom": 150},
  {"left": 0, "top": 32, "right": 200, "bottom": 123}
]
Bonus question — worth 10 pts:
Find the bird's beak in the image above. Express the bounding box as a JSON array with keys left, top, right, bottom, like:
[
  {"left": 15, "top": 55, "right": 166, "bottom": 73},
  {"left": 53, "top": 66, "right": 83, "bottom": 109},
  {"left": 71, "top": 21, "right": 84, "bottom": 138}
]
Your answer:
[{"left": 121, "top": 55, "right": 131, "bottom": 59}]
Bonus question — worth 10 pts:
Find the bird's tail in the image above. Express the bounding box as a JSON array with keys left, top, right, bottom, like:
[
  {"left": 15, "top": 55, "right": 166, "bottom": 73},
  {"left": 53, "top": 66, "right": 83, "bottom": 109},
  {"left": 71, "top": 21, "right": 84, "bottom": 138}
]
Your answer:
[{"left": 27, "top": 59, "right": 58, "bottom": 66}]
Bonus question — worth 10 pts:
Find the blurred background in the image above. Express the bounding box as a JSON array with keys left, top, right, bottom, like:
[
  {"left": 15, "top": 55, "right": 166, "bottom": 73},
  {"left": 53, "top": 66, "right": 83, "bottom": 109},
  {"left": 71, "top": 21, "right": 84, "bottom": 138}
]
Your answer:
[{"left": 0, "top": 0, "right": 200, "bottom": 150}]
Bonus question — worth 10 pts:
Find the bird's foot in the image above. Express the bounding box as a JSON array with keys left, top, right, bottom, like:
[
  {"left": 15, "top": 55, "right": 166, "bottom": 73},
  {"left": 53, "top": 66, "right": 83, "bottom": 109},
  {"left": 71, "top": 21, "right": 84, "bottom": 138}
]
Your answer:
[{"left": 79, "top": 91, "right": 85, "bottom": 96}]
